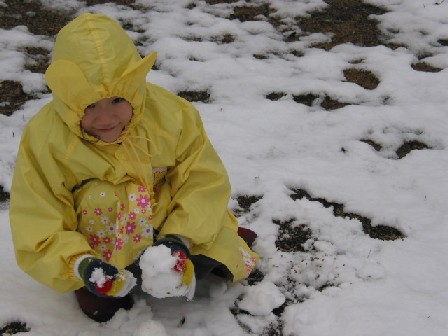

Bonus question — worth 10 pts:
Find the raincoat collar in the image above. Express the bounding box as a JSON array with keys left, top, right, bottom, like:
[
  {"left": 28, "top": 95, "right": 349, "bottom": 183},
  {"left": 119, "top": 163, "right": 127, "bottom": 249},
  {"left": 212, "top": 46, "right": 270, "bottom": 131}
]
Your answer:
[{"left": 45, "top": 13, "right": 156, "bottom": 145}]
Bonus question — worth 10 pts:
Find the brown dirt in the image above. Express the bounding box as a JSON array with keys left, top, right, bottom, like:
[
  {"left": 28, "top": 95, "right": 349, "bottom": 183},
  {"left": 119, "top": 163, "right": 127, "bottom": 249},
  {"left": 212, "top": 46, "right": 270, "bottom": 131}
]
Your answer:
[
  {"left": 297, "top": 0, "right": 387, "bottom": 50},
  {"left": 0, "top": 81, "right": 35, "bottom": 116},
  {"left": 289, "top": 187, "right": 405, "bottom": 241},
  {"left": 0, "top": 321, "right": 29, "bottom": 335}
]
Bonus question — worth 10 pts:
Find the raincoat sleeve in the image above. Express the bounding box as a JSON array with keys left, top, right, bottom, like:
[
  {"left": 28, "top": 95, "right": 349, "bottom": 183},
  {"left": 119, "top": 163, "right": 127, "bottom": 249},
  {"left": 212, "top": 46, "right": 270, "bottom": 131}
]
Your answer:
[
  {"left": 9, "top": 122, "right": 96, "bottom": 293},
  {"left": 158, "top": 102, "right": 235, "bottom": 248}
]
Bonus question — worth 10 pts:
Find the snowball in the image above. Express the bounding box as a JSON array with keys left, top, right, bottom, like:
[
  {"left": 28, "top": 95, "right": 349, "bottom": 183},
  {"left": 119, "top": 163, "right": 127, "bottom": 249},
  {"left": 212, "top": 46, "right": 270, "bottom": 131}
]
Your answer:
[
  {"left": 139, "top": 245, "right": 189, "bottom": 298},
  {"left": 238, "top": 281, "right": 285, "bottom": 316}
]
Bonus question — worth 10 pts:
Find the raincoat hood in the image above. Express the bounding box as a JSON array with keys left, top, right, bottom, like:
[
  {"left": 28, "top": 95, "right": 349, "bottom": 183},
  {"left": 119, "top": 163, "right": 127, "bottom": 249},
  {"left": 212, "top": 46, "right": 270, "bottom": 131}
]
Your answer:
[{"left": 45, "top": 13, "right": 156, "bottom": 143}]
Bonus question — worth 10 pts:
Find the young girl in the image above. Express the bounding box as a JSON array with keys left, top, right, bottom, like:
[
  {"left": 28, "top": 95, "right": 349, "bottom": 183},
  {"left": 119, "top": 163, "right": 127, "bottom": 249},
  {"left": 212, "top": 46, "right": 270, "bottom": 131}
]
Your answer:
[{"left": 9, "top": 13, "right": 258, "bottom": 322}]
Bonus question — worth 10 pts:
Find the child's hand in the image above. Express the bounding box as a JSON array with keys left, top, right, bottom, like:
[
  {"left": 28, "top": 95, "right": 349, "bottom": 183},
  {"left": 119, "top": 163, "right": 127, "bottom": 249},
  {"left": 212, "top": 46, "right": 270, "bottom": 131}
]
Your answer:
[
  {"left": 138, "top": 235, "right": 195, "bottom": 299},
  {"left": 76, "top": 257, "right": 137, "bottom": 298},
  {"left": 154, "top": 235, "right": 195, "bottom": 288}
]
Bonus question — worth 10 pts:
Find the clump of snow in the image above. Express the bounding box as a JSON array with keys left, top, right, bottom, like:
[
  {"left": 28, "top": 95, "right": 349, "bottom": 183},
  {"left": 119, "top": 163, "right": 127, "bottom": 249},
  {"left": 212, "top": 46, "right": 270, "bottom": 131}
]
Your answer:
[
  {"left": 238, "top": 281, "right": 285, "bottom": 316},
  {"left": 139, "top": 245, "right": 189, "bottom": 299},
  {"left": 89, "top": 268, "right": 109, "bottom": 288}
]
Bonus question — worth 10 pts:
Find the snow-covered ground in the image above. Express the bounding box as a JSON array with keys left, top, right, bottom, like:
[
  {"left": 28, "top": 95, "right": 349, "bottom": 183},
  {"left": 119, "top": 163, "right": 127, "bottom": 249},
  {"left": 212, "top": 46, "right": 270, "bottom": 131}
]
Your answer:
[{"left": 1, "top": 0, "right": 448, "bottom": 335}]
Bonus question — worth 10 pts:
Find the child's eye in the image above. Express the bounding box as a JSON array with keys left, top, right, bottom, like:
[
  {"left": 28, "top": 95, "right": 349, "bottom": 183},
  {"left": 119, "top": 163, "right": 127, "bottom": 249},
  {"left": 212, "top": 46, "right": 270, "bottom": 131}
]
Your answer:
[
  {"left": 112, "top": 97, "right": 125, "bottom": 104},
  {"left": 86, "top": 103, "right": 96, "bottom": 109}
]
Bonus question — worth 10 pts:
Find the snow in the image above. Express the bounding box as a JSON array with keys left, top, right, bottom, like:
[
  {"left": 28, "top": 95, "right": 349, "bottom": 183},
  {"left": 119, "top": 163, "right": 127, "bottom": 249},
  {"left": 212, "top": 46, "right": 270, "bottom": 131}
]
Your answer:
[
  {"left": 1, "top": 0, "right": 448, "bottom": 335},
  {"left": 139, "top": 245, "right": 192, "bottom": 299},
  {"left": 237, "top": 281, "right": 286, "bottom": 316},
  {"left": 89, "top": 268, "right": 110, "bottom": 288}
]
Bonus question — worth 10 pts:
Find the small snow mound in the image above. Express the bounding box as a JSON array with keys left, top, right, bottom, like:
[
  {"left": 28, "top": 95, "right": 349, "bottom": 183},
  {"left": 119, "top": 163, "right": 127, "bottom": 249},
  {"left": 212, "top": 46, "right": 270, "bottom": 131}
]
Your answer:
[
  {"left": 238, "top": 281, "right": 286, "bottom": 316},
  {"left": 140, "top": 245, "right": 189, "bottom": 298}
]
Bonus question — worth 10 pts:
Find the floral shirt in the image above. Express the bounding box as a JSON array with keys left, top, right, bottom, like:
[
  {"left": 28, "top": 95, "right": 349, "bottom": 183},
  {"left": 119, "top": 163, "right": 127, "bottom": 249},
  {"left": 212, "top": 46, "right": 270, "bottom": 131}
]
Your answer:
[{"left": 73, "top": 168, "right": 166, "bottom": 268}]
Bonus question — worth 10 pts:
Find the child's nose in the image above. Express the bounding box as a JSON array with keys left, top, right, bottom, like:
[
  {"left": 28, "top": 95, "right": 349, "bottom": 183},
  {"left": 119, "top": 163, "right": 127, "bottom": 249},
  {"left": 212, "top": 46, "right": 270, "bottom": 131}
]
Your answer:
[{"left": 94, "top": 106, "right": 114, "bottom": 124}]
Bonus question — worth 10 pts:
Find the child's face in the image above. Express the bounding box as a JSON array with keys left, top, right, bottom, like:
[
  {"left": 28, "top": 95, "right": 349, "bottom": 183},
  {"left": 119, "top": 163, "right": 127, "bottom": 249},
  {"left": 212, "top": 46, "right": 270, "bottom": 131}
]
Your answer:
[{"left": 81, "top": 97, "right": 133, "bottom": 143}]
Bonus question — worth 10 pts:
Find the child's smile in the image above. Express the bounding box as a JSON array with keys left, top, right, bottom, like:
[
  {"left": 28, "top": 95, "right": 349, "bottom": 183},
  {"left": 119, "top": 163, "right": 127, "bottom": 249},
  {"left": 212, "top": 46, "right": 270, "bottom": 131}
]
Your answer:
[{"left": 81, "top": 97, "right": 133, "bottom": 143}]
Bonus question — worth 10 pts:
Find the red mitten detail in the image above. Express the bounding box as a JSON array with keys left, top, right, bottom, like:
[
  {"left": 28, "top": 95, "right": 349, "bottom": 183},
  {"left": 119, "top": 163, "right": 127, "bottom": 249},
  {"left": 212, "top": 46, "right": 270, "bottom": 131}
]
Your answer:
[
  {"left": 173, "top": 250, "right": 188, "bottom": 273},
  {"left": 95, "top": 278, "right": 113, "bottom": 295}
]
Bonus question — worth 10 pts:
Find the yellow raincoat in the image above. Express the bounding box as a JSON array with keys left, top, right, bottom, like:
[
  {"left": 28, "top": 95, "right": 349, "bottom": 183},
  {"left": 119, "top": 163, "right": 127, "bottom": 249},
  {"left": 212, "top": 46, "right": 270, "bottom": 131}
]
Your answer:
[{"left": 9, "top": 13, "right": 257, "bottom": 293}]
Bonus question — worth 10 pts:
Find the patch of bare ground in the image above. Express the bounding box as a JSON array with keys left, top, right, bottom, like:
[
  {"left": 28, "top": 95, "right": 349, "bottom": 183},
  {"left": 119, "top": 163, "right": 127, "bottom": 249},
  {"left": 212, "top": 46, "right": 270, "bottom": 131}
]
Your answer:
[
  {"left": 411, "top": 62, "right": 443, "bottom": 73},
  {"left": 229, "top": 3, "right": 271, "bottom": 22},
  {"left": 360, "top": 138, "right": 383, "bottom": 152},
  {"left": 396, "top": 140, "right": 431, "bottom": 159},
  {"left": 0, "top": 81, "right": 35, "bottom": 116},
  {"left": 0, "top": 321, "right": 29, "bottom": 335},
  {"left": 266, "top": 92, "right": 287, "bottom": 101},
  {"left": 343, "top": 68, "right": 380, "bottom": 90},
  {"left": 0, "top": 186, "right": 9, "bottom": 202},
  {"left": 361, "top": 138, "right": 432, "bottom": 159},
  {"left": 0, "top": 0, "right": 73, "bottom": 36},
  {"left": 205, "top": 0, "right": 238, "bottom": 5},
  {"left": 24, "top": 47, "right": 51, "bottom": 74},
  {"left": 177, "top": 90, "right": 211, "bottom": 103},
  {"left": 292, "top": 93, "right": 350, "bottom": 110},
  {"left": 274, "top": 218, "right": 312, "bottom": 253},
  {"left": 86, "top": 0, "right": 135, "bottom": 6},
  {"left": 297, "top": 0, "right": 387, "bottom": 50},
  {"left": 289, "top": 187, "right": 405, "bottom": 241},
  {"left": 231, "top": 194, "right": 263, "bottom": 222}
]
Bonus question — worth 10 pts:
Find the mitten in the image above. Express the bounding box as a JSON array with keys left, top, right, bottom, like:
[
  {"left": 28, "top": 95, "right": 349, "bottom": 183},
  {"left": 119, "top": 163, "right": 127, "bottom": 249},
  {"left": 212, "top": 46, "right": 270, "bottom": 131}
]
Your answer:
[
  {"left": 154, "top": 235, "right": 195, "bottom": 289},
  {"left": 75, "top": 256, "right": 137, "bottom": 298}
]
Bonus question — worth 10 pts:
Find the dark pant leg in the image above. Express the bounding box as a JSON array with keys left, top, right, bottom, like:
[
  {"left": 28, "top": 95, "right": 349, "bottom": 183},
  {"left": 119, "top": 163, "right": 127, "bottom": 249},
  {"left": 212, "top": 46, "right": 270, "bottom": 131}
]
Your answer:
[{"left": 191, "top": 227, "right": 257, "bottom": 281}]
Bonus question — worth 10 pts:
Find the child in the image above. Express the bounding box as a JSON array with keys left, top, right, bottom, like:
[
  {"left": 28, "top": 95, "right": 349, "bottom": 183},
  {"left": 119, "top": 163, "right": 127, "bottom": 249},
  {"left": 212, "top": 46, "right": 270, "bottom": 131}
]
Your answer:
[{"left": 9, "top": 13, "right": 258, "bottom": 322}]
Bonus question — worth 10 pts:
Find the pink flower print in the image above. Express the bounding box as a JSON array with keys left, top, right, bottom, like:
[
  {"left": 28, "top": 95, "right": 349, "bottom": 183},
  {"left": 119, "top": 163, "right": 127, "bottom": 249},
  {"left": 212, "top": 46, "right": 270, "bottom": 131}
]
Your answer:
[
  {"left": 128, "top": 212, "right": 137, "bottom": 220},
  {"left": 94, "top": 208, "right": 103, "bottom": 216},
  {"left": 82, "top": 210, "right": 88, "bottom": 215},
  {"left": 133, "top": 234, "right": 142, "bottom": 243},
  {"left": 115, "top": 237, "right": 123, "bottom": 250},
  {"left": 89, "top": 234, "right": 101, "bottom": 247},
  {"left": 103, "top": 250, "right": 112, "bottom": 261},
  {"left": 126, "top": 222, "right": 136, "bottom": 234},
  {"left": 138, "top": 186, "right": 146, "bottom": 192},
  {"left": 148, "top": 215, "right": 153, "bottom": 220},
  {"left": 120, "top": 203, "right": 125, "bottom": 211},
  {"left": 137, "top": 194, "right": 151, "bottom": 208},
  {"left": 108, "top": 207, "right": 113, "bottom": 212},
  {"left": 141, "top": 224, "right": 153, "bottom": 238},
  {"left": 119, "top": 227, "right": 124, "bottom": 235},
  {"left": 103, "top": 236, "right": 111, "bottom": 244},
  {"left": 117, "top": 212, "right": 122, "bottom": 221}
]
